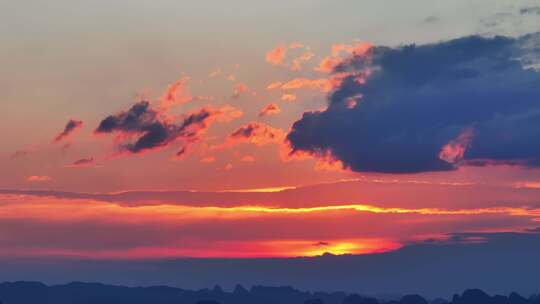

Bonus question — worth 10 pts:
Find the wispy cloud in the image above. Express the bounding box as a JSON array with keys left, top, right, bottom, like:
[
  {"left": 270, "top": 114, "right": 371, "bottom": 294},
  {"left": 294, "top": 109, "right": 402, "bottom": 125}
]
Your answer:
[{"left": 53, "top": 119, "right": 83, "bottom": 143}]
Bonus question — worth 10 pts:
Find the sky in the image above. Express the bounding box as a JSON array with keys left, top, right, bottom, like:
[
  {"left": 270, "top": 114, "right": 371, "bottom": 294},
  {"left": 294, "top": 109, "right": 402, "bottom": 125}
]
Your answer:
[{"left": 2, "top": 0, "right": 540, "bottom": 295}]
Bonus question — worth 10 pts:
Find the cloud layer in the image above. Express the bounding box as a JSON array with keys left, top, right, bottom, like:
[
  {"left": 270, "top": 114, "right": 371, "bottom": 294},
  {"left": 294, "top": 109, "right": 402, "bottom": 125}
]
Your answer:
[
  {"left": 287, "top": 33, "right": 540, "bottom": 173},
  {"left": 0, "top": 190, "right": 538, "bottom": 259}
]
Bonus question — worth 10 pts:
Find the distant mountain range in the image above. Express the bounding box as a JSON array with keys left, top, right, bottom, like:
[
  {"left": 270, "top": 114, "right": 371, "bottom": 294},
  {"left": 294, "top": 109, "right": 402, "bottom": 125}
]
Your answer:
[{"left": 0, "top": 281, "right": 538, "bottom": 304}]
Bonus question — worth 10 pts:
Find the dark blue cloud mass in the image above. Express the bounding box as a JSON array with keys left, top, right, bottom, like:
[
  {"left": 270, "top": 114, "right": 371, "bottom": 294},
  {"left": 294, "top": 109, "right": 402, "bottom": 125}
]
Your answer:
[
  {"left": 287, "top": 33, "right": 540, "bottom": 173},
  {"left": 95, "top": 101, "right": 220, "bottom": 155}
]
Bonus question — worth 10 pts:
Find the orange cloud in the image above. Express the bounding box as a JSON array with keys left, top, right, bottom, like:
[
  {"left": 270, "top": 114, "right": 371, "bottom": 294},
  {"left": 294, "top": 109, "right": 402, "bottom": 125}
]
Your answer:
[
  {"left": 26, "top": 175, "right": 51, "bottom": 182},
  {"left": 232, "top": 83, "right": 249, "bottom": 98},
  {"left": 267, "top": 75, "right": 358, "bottom": 96},
  {"left": 200, "top": 156, "right": 216, "bottom": 163},
  {"left": 284, "top": 148, "right": 346, "bottom": 172},
  {"left": 514, "top": 182, "right": 540, "bottom": 189},
  {"left": 209, "top": 68, "right": 221, "bottom": 78},
  {"left": 158, "top": 77, "right": 192, "bottom": 117},
  {"left": 315, "top": 42, "right": 372, "bottom": 73},
  {"left": 259, "top": 103, "right": 281, "bottom": 117},
  {"left": 314, "top": 57, "right": 343, "bottom": 73},
  {"left": 266, "top": 42, "right": 314, "bottom": 71},
  {"left": 266, "top": 44, "right": 287, "bottom": 65},
  {"left": 281, "top": 94, "right": 297, "bottom": 102},
  {"left": 267, "top": 81, "right": 283, "bottom": 90},
  {"left": 240, "top": 155, "right": 255, "bottom": 162},
  {"left": 291, "top": 50, "right": 315, "bottom": 71},
  {"left": 281, "top": 78, "right": 334, "bottom": 92}
]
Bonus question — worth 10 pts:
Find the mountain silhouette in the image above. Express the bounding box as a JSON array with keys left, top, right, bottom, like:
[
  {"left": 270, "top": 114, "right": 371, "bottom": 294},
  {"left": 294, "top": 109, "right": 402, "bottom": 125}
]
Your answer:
[{"left": 0, "top": 282, "right": 538, "bottom": 304}]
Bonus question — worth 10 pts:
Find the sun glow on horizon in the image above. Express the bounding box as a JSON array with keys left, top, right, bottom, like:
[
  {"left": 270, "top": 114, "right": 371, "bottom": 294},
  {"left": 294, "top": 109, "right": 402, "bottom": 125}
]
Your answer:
[{"left": 0, "top": 192, "right": 539, "bottom": 259}]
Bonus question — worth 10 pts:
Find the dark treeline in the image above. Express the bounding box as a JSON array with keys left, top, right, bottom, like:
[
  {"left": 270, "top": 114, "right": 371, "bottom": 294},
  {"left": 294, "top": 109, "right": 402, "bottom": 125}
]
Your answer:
[{"left": 0, "top": 282, "right": 539, "bottom": 304}]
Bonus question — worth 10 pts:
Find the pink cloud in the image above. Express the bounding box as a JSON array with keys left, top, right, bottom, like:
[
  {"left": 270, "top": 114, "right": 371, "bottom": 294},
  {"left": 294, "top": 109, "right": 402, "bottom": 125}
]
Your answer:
[
  {"left": 26, "top": 175, "right": 52, "bottom": 182},
  {"left": 158, "top": 77, "right": 192, "bottom": 116},
  {"left": 200, "top": 156, "right": 216, "bottom": 163},
  {"left": 439, "top": 127, "right": 475, "bottom": 164},
  {"left": 53, "top": 119, "right": 83, "bottom": 143},
  {"left": 67, "top": 157, "right": 95, "bottom": 168},
  {"left": 0, "top": 193, "right": 537, "bottom": 258},
  {"left": 241, "top": 155, "right": 255, "bottom": 162}
]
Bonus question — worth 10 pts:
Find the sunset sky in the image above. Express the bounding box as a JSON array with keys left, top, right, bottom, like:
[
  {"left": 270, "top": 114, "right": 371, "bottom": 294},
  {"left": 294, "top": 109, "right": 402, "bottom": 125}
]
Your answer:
[{"left": 2, "top": 0, "right": 540, "bottom": 291}]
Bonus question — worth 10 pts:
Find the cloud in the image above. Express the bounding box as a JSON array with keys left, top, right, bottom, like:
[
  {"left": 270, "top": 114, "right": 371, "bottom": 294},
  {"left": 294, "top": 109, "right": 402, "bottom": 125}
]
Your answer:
[
  {"left": 232, "top": 83, "right": 249, "bottom": 99},
  {"left": 68, "top": 157, "right": 95, "bottom": 168},
  {"left": 209, "top": 68, "right": 221, "bottom": 78},
  {"left": 266, "top": 44, "right": 287, "bottom": 65},
  {"left": 158, "top": 77, "right": 192, "bottom": 114},
  {"left": 423, "top": 16, "right": 440, "bottom": 23},
  {"left": 10, "top": 150, "right": 29, "bottom": 159},
  {"left": 281, "top": 94, "right": 297, "bottom": 102},
  {"left": 438, "top": 128, "right": 474, "bottom": 164},
  {"left": 520, "top": 6, "right": 540, "bottom": 15},
  {"left": 314, "top": 42, "right": 372, "bottom": 73},
  {"left": 240, "top": 155, "right": 255, "bottom": 162},
  {"left": 0, "top": 192, "right": 539, "bottom": 260},
  {"left": 287, "top": 33, "right": 540, "bottom": 173},
  {"left": 291, "top": 50, "right": 315, "bottom": 71},
  {"left": 267, "top": 81, "right": 283, "bottom": 89},
  {"left": 266, "top": 42, "right": 314, "bottom": 70},
  {"left": 26, "top": 175, "right": 51, "bottom": 182},
  {"left": 4, "top": 229, "right": 540, "bottom": 296},
  {"left": 228, "top": 122, "right": 286, "bottom": 146},
  {"left": 259, "top": 103, "right": 281, "bottom": 117},
  {"left": 313, "top": 241, "right": 330, "bottom": 247},
  {"left": 200, "top": 156, "right": 216, "bottom": 163},
  {"left": 280, "top": 78, "right": 334, "bottom": 92},
  {"left": 95, "top": 101, "right": 242, "bottom": 156},
  {"left": 53, "top": 119, "right": 83, "bottom": 143},
  {"left": 267, "top": 76, "right": 347, "bottom": 95}
]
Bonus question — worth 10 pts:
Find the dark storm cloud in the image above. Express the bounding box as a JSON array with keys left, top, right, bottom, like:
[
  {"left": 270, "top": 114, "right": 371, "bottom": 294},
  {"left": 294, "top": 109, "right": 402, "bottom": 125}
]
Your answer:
[
  {"left": 95, "top": 101, "right": 238, "bottom": 154},
  {"left": 95, "top": 101, "right": 178, "bottom": 153},
  {"left": 53, "top": 119, "right": 83, "bottom": 142},
  {"left": 287, "top": 33, "right": 540, "bottom": 173}
]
